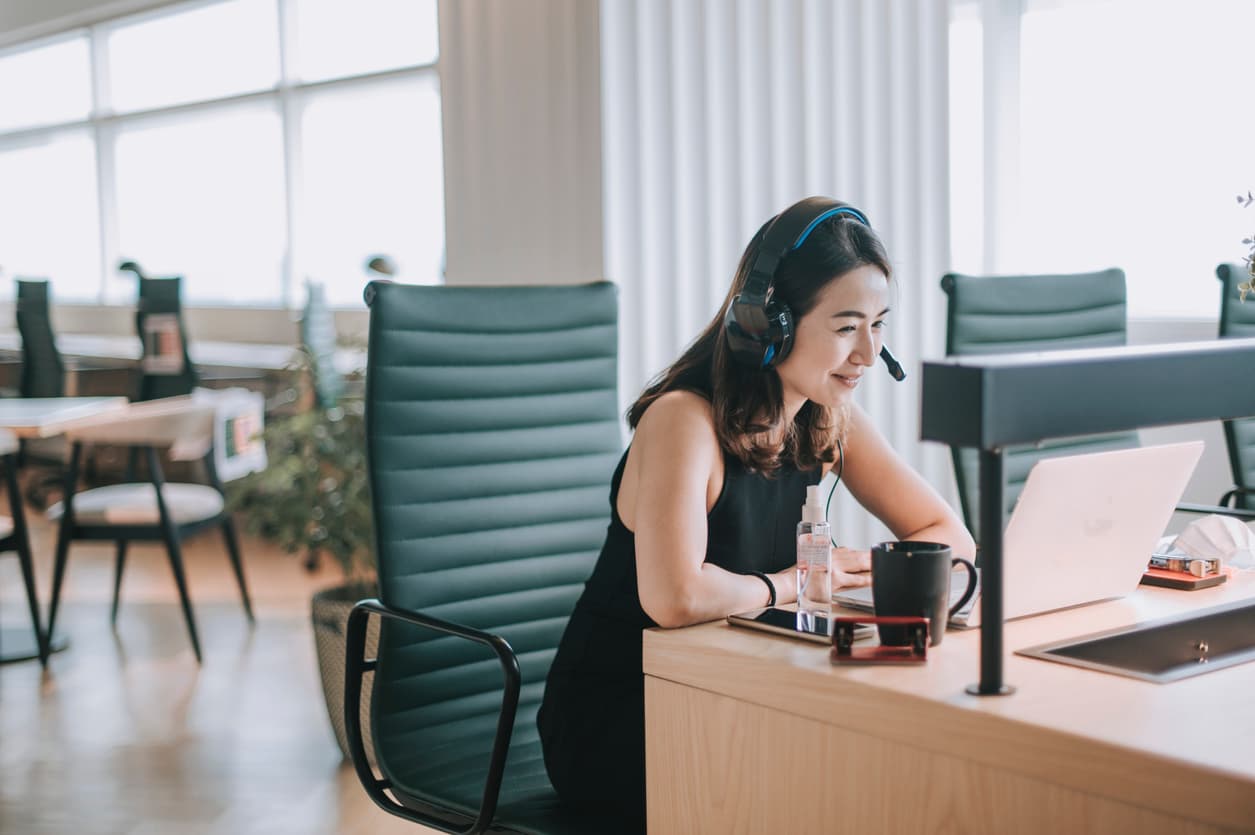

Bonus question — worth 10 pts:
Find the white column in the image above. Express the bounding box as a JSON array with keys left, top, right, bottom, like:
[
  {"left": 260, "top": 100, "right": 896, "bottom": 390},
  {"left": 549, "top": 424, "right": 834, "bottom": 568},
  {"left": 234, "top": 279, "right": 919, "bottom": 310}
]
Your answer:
[{"left": 437, "top": 0, "right": 604, "bottom": 286}]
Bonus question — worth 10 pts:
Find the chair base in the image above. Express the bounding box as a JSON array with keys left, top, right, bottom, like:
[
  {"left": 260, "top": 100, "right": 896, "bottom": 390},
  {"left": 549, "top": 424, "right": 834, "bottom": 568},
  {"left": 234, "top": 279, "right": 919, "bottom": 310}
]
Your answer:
[{"left": 0, "top": 628, "right": 68, "bottom": 664}]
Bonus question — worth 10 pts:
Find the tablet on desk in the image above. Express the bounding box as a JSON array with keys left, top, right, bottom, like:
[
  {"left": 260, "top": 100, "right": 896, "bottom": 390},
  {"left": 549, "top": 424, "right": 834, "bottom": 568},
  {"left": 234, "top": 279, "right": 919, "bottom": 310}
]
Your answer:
[{"left": 728, "top": 607, "right": 874, "bottom": 645}]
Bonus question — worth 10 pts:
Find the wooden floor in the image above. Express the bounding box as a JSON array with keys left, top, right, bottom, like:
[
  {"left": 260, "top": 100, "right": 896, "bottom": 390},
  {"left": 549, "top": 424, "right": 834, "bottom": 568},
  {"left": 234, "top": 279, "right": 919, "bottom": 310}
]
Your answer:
[{"left": 0, "top": 489, "right": 420, "bottom": 834}]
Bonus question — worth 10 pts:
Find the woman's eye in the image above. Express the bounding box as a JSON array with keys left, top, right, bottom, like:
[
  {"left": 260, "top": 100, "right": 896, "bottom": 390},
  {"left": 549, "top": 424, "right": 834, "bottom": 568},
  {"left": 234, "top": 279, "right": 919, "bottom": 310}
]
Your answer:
[
  {"left": 872, "top": 320, "right": 887, "bottom": 329},
  {"left": 835, "top": 325, "right": 856, "bottom": 334}
]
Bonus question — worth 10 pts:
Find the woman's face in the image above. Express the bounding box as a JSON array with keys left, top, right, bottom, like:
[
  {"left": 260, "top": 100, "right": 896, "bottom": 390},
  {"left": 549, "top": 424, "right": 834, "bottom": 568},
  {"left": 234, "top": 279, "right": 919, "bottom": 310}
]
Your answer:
[{"left": 774, "top": 264, "right": 891, "bottom": 414}]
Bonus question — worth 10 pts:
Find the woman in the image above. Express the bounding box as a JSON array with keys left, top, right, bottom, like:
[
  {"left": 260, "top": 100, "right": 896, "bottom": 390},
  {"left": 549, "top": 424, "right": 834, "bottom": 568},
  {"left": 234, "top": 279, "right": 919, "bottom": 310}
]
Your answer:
[{"left": 537, "top": 197, "right": 974, "bottom": 828}]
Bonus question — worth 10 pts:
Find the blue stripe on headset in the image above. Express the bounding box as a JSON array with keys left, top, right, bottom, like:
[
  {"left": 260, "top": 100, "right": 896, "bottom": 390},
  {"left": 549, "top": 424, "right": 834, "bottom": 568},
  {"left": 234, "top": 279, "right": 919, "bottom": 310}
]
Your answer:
[
  {"left": 793, "top": 206, "right": 869, "bottom": 250},
  {"left": 762, "top": 343, "right": 776, "bottom": 367}
]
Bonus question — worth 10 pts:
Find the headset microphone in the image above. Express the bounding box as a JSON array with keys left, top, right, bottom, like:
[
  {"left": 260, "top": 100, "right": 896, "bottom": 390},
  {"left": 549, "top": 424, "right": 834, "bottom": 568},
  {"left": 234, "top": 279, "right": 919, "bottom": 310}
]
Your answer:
[{"left": 880, "top": 345, "right": 906, "bottom": 381}]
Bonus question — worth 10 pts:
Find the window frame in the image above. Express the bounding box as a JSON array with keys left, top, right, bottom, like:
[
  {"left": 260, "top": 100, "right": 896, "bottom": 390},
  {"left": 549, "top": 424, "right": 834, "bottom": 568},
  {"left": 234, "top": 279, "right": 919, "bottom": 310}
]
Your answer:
[{"left": 0, "top": 0, "right": 440, "bottom": 310}]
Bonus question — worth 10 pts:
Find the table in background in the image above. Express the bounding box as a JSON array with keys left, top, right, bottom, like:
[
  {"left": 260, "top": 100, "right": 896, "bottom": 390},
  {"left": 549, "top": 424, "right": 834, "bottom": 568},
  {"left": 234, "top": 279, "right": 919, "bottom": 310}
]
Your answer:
[{"left": 0, "top": 397, "right": 129, "bottom": 663}]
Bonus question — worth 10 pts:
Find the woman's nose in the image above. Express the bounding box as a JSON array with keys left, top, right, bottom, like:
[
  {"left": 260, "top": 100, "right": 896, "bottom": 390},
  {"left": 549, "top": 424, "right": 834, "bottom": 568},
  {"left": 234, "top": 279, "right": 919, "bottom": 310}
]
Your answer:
[{"left": 851, "top": 328, "right": 876, "bottom": 365}]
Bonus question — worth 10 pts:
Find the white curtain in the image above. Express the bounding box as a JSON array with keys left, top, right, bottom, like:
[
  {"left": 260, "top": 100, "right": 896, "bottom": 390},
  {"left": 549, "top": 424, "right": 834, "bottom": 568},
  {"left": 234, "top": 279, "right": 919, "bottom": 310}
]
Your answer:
[{"left": 601, "top": 0, "right": 956, "bottom": 546}]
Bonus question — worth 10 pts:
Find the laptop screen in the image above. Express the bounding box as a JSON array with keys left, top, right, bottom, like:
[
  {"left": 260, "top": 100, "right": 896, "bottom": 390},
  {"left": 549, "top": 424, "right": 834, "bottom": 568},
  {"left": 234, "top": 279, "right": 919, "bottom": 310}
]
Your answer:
[{"left": 835, "top": 441, "right": 1203, "bottom": 628}]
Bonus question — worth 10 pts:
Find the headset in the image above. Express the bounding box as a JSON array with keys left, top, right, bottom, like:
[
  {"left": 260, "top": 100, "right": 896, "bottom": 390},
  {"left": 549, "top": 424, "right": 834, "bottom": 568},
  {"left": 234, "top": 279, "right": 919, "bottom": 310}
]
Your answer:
[{"left": 723, "top": 196, "right": 906, "bottom": 381}]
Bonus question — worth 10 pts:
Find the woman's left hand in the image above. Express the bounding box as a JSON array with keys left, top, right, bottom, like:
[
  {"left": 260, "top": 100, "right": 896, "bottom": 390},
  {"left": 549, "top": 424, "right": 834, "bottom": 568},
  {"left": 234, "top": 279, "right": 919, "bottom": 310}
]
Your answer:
[{"left": 831, "top": 547, "right": 872, "bottom": 589}]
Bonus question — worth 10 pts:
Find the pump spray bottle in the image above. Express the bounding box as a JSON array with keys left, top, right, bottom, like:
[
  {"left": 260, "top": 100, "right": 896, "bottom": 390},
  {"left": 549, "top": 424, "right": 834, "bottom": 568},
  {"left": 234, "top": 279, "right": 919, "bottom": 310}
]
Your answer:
[{"left": 796, "top": 484, "right": 832, "bottom": 614}]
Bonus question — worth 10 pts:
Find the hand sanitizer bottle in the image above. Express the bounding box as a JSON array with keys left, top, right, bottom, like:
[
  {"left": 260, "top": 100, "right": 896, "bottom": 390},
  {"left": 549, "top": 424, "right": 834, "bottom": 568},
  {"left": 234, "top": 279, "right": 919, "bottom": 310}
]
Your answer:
[{"left": 796, "top": 484, "right": 832, "bottom": 614}]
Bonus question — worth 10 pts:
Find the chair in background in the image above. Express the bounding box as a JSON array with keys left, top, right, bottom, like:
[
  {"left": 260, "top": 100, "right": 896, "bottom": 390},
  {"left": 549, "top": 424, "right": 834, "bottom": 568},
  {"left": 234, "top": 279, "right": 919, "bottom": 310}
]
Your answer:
[
  {"left": 135, "top": 276, "right": 199, "bottom": 402},
  {"left": 15, "top": 279, "right": 79, "bottom": 508},
  {"left": 15, "top": 279, "right": 66, "bottom": 398},
  {"left": 1215, "top": 263, "right": 1255, "bottom": 510},
  {"left": 941, "top": 269, "right": 1142, "bottom": 538},
  {"left": 46, "top": 392, "right": 264, "bottom": 663},
  {"left": 345, "top": 281, "right": 624, "bottom": 833}
]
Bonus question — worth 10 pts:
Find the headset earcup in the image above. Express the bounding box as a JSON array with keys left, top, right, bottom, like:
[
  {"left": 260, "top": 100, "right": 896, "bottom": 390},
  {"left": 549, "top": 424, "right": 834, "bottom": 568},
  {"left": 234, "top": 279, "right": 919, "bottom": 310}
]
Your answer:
[{"left": 762, "top": 299, "right": 794, "bottom": 367}]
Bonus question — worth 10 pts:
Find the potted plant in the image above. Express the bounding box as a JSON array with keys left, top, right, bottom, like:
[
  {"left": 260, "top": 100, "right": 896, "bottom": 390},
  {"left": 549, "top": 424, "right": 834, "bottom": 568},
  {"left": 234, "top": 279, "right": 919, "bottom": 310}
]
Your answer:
[{"left": 227, "top": 353, "right": 379, "bottom": 763}]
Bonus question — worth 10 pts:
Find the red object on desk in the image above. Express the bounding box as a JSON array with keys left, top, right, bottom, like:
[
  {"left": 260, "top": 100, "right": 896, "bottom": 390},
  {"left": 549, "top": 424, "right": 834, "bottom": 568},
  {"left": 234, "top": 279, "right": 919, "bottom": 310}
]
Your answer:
[
  {"left": 830, "top": 615, "right": 929, "bottom": 664},
  {"left": 1140, "top": 567, "right": 1229, "bottom": 590}
]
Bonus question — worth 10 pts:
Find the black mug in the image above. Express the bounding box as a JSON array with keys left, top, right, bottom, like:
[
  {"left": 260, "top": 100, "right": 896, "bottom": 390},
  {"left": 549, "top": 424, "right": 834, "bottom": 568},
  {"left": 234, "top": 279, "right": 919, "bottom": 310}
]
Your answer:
[{"left": 871, "top": 541, "right": 977, "bottom": 647}]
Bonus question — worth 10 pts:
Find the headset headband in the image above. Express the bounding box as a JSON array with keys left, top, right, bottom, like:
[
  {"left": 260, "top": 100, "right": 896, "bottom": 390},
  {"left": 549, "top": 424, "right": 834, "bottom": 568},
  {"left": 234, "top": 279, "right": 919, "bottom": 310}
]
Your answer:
[{"left": 738, "top": 197, "right": 871, "bottom": 311}]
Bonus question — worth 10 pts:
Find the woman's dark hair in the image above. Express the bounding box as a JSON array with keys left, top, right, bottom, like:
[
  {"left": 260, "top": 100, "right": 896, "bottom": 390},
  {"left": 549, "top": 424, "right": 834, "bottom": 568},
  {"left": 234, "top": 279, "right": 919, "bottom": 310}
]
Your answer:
[{"left": 628, "top": 211, "right": 892, "bottom": 473}]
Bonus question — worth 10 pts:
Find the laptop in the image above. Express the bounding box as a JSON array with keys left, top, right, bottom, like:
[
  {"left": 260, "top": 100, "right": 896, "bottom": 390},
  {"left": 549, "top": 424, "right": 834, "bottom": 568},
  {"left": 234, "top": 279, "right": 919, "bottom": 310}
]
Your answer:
[{"left": 834, "top": 440, "right": 1204, "bottom": 629}]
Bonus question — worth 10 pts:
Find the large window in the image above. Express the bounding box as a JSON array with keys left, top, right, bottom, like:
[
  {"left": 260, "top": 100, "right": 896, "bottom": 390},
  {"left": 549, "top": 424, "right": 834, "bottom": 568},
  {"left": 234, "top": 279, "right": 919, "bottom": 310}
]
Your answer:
[
  {"left": 949, "top": 0, "right": 1255, "bottom": 318},
  {"left": 0, "top": 0, "right": 442, "bottom": 308}
]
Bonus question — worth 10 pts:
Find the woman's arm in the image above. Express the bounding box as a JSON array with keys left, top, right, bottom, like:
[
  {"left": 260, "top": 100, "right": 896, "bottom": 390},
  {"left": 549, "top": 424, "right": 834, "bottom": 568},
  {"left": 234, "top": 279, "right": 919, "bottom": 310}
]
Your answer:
[
  {"left": 839, "top": 402, "right": 976, "bottom": 558},
  {"left": 624, "top": 391, "right": 796, "bottom": 628}
]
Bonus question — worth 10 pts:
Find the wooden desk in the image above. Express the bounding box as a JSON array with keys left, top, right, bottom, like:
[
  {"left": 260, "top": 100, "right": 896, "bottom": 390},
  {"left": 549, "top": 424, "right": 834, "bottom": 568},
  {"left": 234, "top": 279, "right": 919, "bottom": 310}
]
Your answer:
[
  {"left": 0, "top": 332, "right": 365, "bottom": 374},
  {"left": 0, "top": 397, "right": 129, "bottom": 439},
  {"left": 644, "top": 573, "right": 1255, "bottom": 833}
]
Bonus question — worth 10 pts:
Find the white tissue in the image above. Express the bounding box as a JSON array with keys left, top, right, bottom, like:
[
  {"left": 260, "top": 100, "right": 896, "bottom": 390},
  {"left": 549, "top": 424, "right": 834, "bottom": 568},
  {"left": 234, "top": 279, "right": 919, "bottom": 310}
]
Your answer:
[{"left": 1169, "top": 514, "right": 1255, "bottom": 570}]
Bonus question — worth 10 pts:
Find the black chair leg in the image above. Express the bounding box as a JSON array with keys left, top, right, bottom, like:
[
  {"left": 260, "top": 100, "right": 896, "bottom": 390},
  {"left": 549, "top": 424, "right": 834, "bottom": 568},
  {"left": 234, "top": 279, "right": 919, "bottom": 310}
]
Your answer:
[
  {"left": 4, "top": 456, "right": 47, "bottom": 666},
  {"left": 219, "top": 517, "right": 254, "bottom": 623},
  {"left": 47, "top": 442, "right": 83, "bottom": 641},
  {"left": 47, "top": 524, "right": 72, "bottom": 642},
  {"left": 160, "top": 529, "right": 202, "bottom": 664},
  {"left": 111, "top": 540, "right": 129, "bottom": 625},
  {"left": 15, "top": 540, "right": 48, "bottom": 666}
]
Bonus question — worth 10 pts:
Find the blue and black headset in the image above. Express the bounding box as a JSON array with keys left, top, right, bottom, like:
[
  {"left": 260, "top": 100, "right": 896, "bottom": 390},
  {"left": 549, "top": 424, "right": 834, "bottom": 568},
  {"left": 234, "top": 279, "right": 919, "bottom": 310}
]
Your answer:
[{"left": 723, "top": 195, "right": 906, "bottom": 381}]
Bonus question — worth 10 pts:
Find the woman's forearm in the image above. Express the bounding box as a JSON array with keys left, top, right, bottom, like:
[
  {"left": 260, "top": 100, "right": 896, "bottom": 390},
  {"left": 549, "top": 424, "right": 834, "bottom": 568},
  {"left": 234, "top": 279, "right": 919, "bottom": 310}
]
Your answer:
[{"left": 649, "top": 561, "right": 797, "bottom": 628}]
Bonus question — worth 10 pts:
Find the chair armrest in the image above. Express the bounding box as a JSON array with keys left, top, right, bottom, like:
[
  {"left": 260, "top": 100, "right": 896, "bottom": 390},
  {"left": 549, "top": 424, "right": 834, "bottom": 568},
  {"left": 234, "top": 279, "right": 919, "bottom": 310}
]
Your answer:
[
  {"left": 1217, "top": 488, "right": 1255, "bottom": 510},
  {"left": 344, "top": 598, "right": 521, "bottom": 835},
  {"left": 1174, "top": 501, "right": 1255, "bottom": 521}
]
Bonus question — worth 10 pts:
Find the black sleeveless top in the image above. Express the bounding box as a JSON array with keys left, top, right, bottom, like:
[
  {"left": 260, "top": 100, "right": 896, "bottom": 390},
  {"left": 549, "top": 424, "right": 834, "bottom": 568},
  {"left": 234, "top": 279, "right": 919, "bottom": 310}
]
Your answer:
[{"left": 537, "top": 435, "right": 821, "bottom": 823}]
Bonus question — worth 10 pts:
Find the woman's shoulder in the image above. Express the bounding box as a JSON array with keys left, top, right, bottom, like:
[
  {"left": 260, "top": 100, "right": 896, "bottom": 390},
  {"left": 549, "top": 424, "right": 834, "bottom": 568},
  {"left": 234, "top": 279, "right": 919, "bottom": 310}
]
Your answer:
[{"left": 636, "top": 388, "right": 715, "bottom": 434}]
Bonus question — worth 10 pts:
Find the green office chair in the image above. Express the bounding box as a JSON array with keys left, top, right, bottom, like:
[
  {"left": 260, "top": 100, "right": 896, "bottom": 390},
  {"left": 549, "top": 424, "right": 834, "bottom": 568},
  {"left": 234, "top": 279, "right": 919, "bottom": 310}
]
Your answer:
[
  {"left": 1215, "top": 263, "right": 1255, "bottom": 510},
  {"left": 941, "top": 269, "right": 1142, "bottom": 538},
  {"left": 345, "top": 281, "right": 626, "bottom": 834}
]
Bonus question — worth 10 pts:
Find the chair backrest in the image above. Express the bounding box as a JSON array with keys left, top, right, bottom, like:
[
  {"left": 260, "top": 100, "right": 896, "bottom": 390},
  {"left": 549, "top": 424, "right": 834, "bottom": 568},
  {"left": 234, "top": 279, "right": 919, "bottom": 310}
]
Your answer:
[
  {"left": 1216, "top": 263, "right": 1255, "bottom": 509},
  {"left": 363, "top": 280, "right": 621, "bottom": 794},
  {"left": 300, "top": 281, "right": 344, "bottom": 408},
  {"left": 941, "top": 269, "right": 1141, "bottom": 537},
  {"left": 15, "top": 279, "right": 65, "bottom": 398},
  {"left": 135, "top": 276, "right": 199, "bottom": 401}
]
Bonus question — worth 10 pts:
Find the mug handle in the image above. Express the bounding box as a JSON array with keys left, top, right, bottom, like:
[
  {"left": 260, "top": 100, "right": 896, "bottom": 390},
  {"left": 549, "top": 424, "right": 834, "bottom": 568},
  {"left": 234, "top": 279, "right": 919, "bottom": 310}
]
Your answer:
[{"left": 947, "top": 557, "right": 978, "bottom": 619}]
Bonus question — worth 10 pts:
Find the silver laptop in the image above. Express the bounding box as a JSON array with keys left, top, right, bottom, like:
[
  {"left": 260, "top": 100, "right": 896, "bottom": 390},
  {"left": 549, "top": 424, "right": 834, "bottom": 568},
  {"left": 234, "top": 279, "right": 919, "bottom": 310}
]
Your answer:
[{"left": 834, "top": 441, "right": 1204, "bottom": 628}]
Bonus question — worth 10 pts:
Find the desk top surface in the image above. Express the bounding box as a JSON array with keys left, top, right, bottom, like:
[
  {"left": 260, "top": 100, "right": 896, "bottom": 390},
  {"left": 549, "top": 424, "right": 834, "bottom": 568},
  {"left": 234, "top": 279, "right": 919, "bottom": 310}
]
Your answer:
[
  {"left": 0, "top": 397, "right": 129, "bottom": 438},
  {"left": 644, "top": 571, "right": 1255, "bottom": 793},
  {"left": 0, "top": 332, "right": 365, "bottom": 373}
]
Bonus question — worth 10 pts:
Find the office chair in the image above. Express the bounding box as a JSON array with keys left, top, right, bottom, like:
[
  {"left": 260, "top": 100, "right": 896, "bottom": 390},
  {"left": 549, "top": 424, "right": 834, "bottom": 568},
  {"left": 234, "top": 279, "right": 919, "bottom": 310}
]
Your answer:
[
  {"left": 45, "top": 393, "right": 262, "bottom": 663},
  {"left": 941, "top": 269, "right": 1143, "bottom": 537},
  {"left": 1215, "top": 263, "right": 1255, "bottom": 510},
  {"left": 135, "top": 276, "right": 199, "bottom": 402},
  {"left": 345, "top": 281, "right": 626, "bottom": 834},
  {"left": 15, "top": 279, "right": 83, "bottom": 508}
]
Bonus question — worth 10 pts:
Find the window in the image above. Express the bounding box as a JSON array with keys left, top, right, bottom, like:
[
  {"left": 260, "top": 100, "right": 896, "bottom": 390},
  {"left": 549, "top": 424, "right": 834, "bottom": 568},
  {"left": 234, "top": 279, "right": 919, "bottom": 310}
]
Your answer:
[
  {"left": 0, "top": 0, "right": 443, "bottom": 308},
  {"left": 112, "top": 105, "right": 286, "bottom": 305},
  {"left": 0, "top": 131, "right": 101, "bottom": 301},
  {"left": 950, "top": 0, "right": 1255, "bottom": 318}
]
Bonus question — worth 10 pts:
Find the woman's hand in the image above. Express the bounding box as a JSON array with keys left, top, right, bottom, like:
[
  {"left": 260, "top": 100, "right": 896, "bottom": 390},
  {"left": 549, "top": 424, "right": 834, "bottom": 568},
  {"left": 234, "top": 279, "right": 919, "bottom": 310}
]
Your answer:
[{"left": 832, "top": 547, "right": 872, "bottom": 589}]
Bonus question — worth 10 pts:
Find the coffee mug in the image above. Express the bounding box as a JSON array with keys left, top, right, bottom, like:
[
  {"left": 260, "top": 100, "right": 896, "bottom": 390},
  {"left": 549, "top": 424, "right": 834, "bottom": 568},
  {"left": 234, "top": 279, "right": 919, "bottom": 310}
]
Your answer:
[{"left": 871, "top": 541, "right": 977, "bottom": 647}]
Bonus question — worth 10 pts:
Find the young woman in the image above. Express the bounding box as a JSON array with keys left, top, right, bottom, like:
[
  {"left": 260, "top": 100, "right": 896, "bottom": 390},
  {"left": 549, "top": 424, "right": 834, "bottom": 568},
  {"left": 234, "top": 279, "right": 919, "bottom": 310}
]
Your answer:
[{"left": 537, "top": 197, "right": 974, "bottom": 828}]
